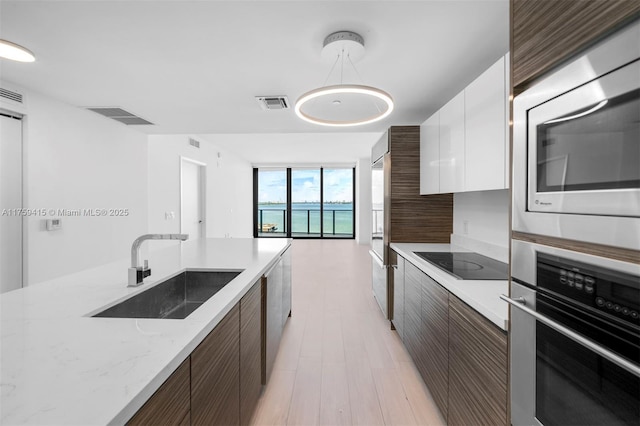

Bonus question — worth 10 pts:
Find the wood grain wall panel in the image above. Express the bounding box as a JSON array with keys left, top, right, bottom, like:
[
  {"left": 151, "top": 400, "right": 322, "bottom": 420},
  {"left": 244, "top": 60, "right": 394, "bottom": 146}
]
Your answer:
[
  {"left": 126, "top": 358, "right": 190, "bottom": 426},
  {"left": 448, "top": 296, "right": 508, "bottom": 426},
  {"left": 240, "top": 280, "right": 262, "bottom": 426},
  {"left": 388, "top": 126, "right": 453, "bottom": 244},
  {"left": 192, "top": 305, "right": 240, "bottom": 426},
  {"left": 512, "top": 231, "right": 640, "bottom": 265},
  {"left": 512, "top": 0, "right": 640, "bottom": 90},
  {"left": 421, "top": 274, "right": 449, "bottom": 418}
]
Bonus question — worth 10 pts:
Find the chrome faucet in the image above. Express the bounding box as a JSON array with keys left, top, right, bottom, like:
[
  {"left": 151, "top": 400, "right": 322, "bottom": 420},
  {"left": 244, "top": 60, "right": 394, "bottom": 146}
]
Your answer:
[{"left": 128, "top": 234, "right": 189, "bottom": 287}]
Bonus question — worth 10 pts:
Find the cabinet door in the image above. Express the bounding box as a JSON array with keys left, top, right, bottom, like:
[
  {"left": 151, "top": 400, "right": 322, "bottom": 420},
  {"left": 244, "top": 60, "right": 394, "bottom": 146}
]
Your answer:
[
  {"left": 127, "top": 358, "right": 190, "bottom": 426},
  {"left": 465, "top": 55, "right": 507, "bottom": 192},
  {"left": 448, "top": 296, "right": 507, "bottom": 426},
  {"left": 439, "top": 92, "right": 465, "bottom": 193},
  {"left": 240, "top": 280, "right": 262, "bottom": 426},
  {"left": 403, "top": 262, "right": 427, "bottom": 378},
  {"left": 421, "top": 273, "right": 449, "bottom": 419},
  {"left": 512, "top": 0, "right": 640, "bottom": 89},
  {"left": 391, "top": 251, "right": 405, "bottom": 340},
  {"left": 420, "top": 111, "right": 440, "bottom": 195},
  {"left": 262, "top": 258, "right": 283, "bottom": 385},
  {"left": 192, "top": 305, "right": 240, "bottom": 426},
  {"left": 281, "top": 248, "right": 292, "bottom": 325}
]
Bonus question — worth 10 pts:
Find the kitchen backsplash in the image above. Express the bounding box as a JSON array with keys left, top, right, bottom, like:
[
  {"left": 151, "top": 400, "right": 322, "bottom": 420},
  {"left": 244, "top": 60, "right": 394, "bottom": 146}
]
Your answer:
[{"left": 452, "top": 189, "right": 509, "bottom": 262}]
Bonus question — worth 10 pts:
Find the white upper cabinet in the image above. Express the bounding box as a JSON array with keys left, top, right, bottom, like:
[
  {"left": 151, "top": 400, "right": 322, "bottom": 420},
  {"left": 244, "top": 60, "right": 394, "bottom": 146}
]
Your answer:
[
  {"left": 465, "top": 55, "right": 509, "bottom": 191},
  {"left": 439, "top": 91, "right": 465, "bottom": 193},
  {"left": 420, "top": 111, "right": 440, "bottom": 195},
  {"left": 419, "top": 54, "right": 509, "bottom": 195}
]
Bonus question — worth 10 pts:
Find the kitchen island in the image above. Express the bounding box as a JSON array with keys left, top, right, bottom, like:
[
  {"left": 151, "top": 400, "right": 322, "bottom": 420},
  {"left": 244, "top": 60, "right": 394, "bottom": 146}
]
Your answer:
[{"left": 0, "top": 238, "right": 290, "bottom": 425}]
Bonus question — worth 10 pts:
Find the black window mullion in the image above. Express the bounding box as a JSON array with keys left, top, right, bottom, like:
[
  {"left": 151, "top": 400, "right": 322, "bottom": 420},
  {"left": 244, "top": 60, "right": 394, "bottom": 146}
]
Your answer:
[
  {"left": 320, "top": 167, "right": 324, "bottom": 238},
  {"left": 352, "top": 167, "right": 356, "bottom": 239},
  {"left": 252, "top": 168, "right": 258, "bottom": 237},
  {"left": 286, "top": 168, "right": 292, "bottom": 238}
]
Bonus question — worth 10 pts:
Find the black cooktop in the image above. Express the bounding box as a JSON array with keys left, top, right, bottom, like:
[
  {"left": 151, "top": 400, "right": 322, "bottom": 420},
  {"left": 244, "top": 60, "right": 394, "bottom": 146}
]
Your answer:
[{"left": 414, "top": 252, "right": 508, "bottom": 280}]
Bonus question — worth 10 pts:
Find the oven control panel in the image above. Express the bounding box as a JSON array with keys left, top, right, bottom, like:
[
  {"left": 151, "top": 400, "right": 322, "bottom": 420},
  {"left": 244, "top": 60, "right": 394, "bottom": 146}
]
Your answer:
[{"left": 538, "top": 253, "right": 640, "bottom": 326}]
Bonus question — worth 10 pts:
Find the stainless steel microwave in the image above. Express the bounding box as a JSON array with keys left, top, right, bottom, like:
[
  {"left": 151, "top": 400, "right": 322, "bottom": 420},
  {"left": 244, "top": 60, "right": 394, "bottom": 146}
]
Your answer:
[{"left": 513, "top": 20, "right": 640, "bottom": 251}]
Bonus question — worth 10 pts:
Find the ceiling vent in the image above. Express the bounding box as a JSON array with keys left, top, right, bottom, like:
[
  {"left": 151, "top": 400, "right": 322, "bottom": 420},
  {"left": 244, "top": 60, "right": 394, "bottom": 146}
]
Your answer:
[
  {"left": 189, "top": 138, "right": 201, "bottom": 148},
  {"left": 0, "top": 87, "right": 24, "bottom": 104},
  {"left": 86, "top": 107, "right": 154, "bottom": 125},
  {"left": 256, "top": 96, "right": 289, "bottom": 110}
]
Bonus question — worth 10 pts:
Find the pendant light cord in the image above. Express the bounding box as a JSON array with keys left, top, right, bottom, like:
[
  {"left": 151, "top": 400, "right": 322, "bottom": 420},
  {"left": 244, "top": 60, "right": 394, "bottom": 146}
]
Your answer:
[{"left": 348, "top": 54, "right": 382, "bottom": 114}]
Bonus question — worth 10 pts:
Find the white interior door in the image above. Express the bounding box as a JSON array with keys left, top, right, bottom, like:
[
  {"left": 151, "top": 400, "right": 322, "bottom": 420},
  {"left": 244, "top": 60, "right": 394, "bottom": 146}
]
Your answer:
[
  {"left": 0, "top": 114, "right": 23, "bottom": 293},
  {"left": 181, "top": 158, "right": 205, "bottom": 240}
]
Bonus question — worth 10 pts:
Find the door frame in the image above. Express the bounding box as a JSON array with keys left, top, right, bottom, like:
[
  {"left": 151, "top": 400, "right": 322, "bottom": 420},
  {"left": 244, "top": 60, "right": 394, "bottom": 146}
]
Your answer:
[
  {"left": 179, "top": 156, "right": 207, "bottom": 239},
  {"left": 0, "top": 109, "right": 25, "bottom": 290}
]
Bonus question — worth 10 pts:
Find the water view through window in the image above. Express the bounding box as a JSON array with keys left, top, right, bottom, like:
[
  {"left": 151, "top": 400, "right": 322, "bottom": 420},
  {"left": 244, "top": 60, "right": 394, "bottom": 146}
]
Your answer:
[{"left": 255, "top": 167, "right": 354, "bottom": 238}]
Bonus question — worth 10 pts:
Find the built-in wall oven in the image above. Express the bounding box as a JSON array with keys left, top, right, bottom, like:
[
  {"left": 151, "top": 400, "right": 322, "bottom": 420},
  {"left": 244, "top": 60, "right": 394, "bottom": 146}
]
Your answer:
[
  {"left": 505, "top": 240, "right": 640, "bottom": 426},
  {"left": 512, "top": 20, "right": 640, "bottom": 251}
]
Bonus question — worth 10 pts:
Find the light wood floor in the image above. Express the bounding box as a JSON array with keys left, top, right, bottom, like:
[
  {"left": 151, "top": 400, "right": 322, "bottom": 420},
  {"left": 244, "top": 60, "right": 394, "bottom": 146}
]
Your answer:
[{"left": 251, "top": 240, "right": 446, "bottom": 426}]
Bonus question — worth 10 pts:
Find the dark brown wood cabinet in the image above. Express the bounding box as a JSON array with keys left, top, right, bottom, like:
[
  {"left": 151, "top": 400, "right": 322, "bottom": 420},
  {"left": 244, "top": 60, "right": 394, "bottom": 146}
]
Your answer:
[
  {"left": 403, "top": 260, "right": 425, "bottom": 374},
  {"left": 403, "top": 261, "right": 449, "bottom": 418},
  {"left": 448, "top": 295, "right": 508, "bottom": 426},
  {"left": 390, "top": 250, "right": 405, "bottom": 340},
  {"left": 387, "top": 126, "right": 453, "bottom": 245},
  {"left": 511, "top": 0, "right": 640, "bottom": 90},
  {"left": 395, "top": 254, "right": 508, "bottom": 424},
  {"left": 126, "top": 358, "right": 191, "bottom": 426},
  {"left": 191, "top": 305, "right": 240, "bottom": 426},
  {"left": 240, "top": 280, "right": 262, "bottom": 426},
  {"left": 420, "top": 272, "right": 449, "bottom": 419}
]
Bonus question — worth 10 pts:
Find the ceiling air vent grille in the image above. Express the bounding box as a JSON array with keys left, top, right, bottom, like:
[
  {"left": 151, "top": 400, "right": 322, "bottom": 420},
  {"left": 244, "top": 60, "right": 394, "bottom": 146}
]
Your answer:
[
  {"left": 189, "top": 138, "right": 201, "bottom": 148},
  {"left": 0, "top": 87, "right": 24, "bottom": 104},
  {"left": 87, "top": 107, "right": 154, "bottom": 125},
  {"left": 256, "top": 96, "right": 289, "bottom": 110}
]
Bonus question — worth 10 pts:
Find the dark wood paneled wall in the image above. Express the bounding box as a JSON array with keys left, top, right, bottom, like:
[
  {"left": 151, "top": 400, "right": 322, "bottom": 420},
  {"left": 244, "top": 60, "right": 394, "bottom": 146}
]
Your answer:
[
  {"left": 126, "top": 358, "right": 191, "bottom": 426},
  {"left": 191, "top": 305, "right": 240, "bottom": 426},
  {"left": 511, "top": 0, "right": 640, "bottom": 91},
  {"left": 448, "top": 296, "right": 508, "bottom": 426},
  {"left": 388, "top": 126, "right": 453, "bottom": 244},
  {"left": 240, "top": 281, "right": 262, "bottom": 426}
]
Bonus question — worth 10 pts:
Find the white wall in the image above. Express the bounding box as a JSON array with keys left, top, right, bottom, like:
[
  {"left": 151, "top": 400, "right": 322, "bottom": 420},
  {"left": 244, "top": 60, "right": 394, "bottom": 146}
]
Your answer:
[
  {"left": 452, "top": 189, "right": 509, "bottom": 249},
  {"left": 356, "top": 157, "right": 371, "bottom": 245},
  {"left": 2, "top": 82, "right": 149, "bottom": 285},
  {"left": 147, "top": 135, "right": 253, "bottom": 243}
]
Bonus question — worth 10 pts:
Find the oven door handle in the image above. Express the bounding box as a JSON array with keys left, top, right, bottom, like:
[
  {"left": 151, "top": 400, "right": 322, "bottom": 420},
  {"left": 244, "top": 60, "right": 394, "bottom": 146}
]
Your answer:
[{"left": 500, "top": 294, "right": 640, "bottom": 378}]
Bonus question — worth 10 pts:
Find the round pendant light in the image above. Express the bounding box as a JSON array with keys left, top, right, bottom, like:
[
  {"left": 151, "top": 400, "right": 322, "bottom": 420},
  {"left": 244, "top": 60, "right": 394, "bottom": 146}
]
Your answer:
[
  {"left": 295, "top": 31, "right": 393, "bottom": 127},
  {"left": 0, "top": 39, "right": 35, "bottom": 62}
]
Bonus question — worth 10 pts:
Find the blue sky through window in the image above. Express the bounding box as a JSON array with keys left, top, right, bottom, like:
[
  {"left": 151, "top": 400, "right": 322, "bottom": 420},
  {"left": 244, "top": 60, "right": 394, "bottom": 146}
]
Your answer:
[{"left": 258, "top": 169, "right": 352, "bottom": 204}]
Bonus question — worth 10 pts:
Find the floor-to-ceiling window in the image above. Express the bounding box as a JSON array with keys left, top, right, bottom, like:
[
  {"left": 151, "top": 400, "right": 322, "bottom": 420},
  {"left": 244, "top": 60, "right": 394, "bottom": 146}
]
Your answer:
[
  {"left": 255, "top": 168, "right": 288, "bottom": 237},
  {"left": 254, "top": 167, "right": 355, "bottom": 239},
  {"left": 322, "top": 168, "right": 354, "bottom": 237}
]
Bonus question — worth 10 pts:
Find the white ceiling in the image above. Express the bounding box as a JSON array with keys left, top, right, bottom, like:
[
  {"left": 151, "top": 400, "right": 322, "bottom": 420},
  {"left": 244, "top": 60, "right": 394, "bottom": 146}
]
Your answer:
[{"left": 0, "top": 0, "right": 509, "bottom": 164}]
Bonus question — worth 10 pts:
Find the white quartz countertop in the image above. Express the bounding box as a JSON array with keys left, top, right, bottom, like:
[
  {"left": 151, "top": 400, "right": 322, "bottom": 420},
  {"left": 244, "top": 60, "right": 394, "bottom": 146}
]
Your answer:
[
  {"left": 390, "top": 243, "right": 509, "bottom": 331},
  {"left": 1, "top": 238, "right": 290, "bottom": 426}
]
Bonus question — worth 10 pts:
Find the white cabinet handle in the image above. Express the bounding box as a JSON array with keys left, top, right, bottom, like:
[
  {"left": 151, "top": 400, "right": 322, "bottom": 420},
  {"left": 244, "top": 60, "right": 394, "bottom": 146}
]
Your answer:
[{"left": 369, "top": 250, "right": 386, "bottom": 269}]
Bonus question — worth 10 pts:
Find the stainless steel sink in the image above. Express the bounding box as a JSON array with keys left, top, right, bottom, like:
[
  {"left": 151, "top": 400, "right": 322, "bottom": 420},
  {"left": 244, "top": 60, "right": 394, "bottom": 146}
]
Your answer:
[{"left": 93, "top": 270, "right": 243, "bottom": 319}]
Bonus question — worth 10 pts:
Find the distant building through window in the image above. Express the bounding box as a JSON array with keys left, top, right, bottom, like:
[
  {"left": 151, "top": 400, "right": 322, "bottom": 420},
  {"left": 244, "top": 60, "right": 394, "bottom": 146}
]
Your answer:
[{"left": 254, "top": 167, "right": 355, "bottom": 239}]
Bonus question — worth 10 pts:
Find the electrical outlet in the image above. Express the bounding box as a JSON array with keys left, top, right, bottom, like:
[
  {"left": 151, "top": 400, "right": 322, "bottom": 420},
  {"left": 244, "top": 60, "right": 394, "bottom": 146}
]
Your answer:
[
  {"left": 463, "top": 220, "right": 469, "bottom": 235},
  {"left": 165, "top": 211, "right": 175, "bottom": 220}
]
